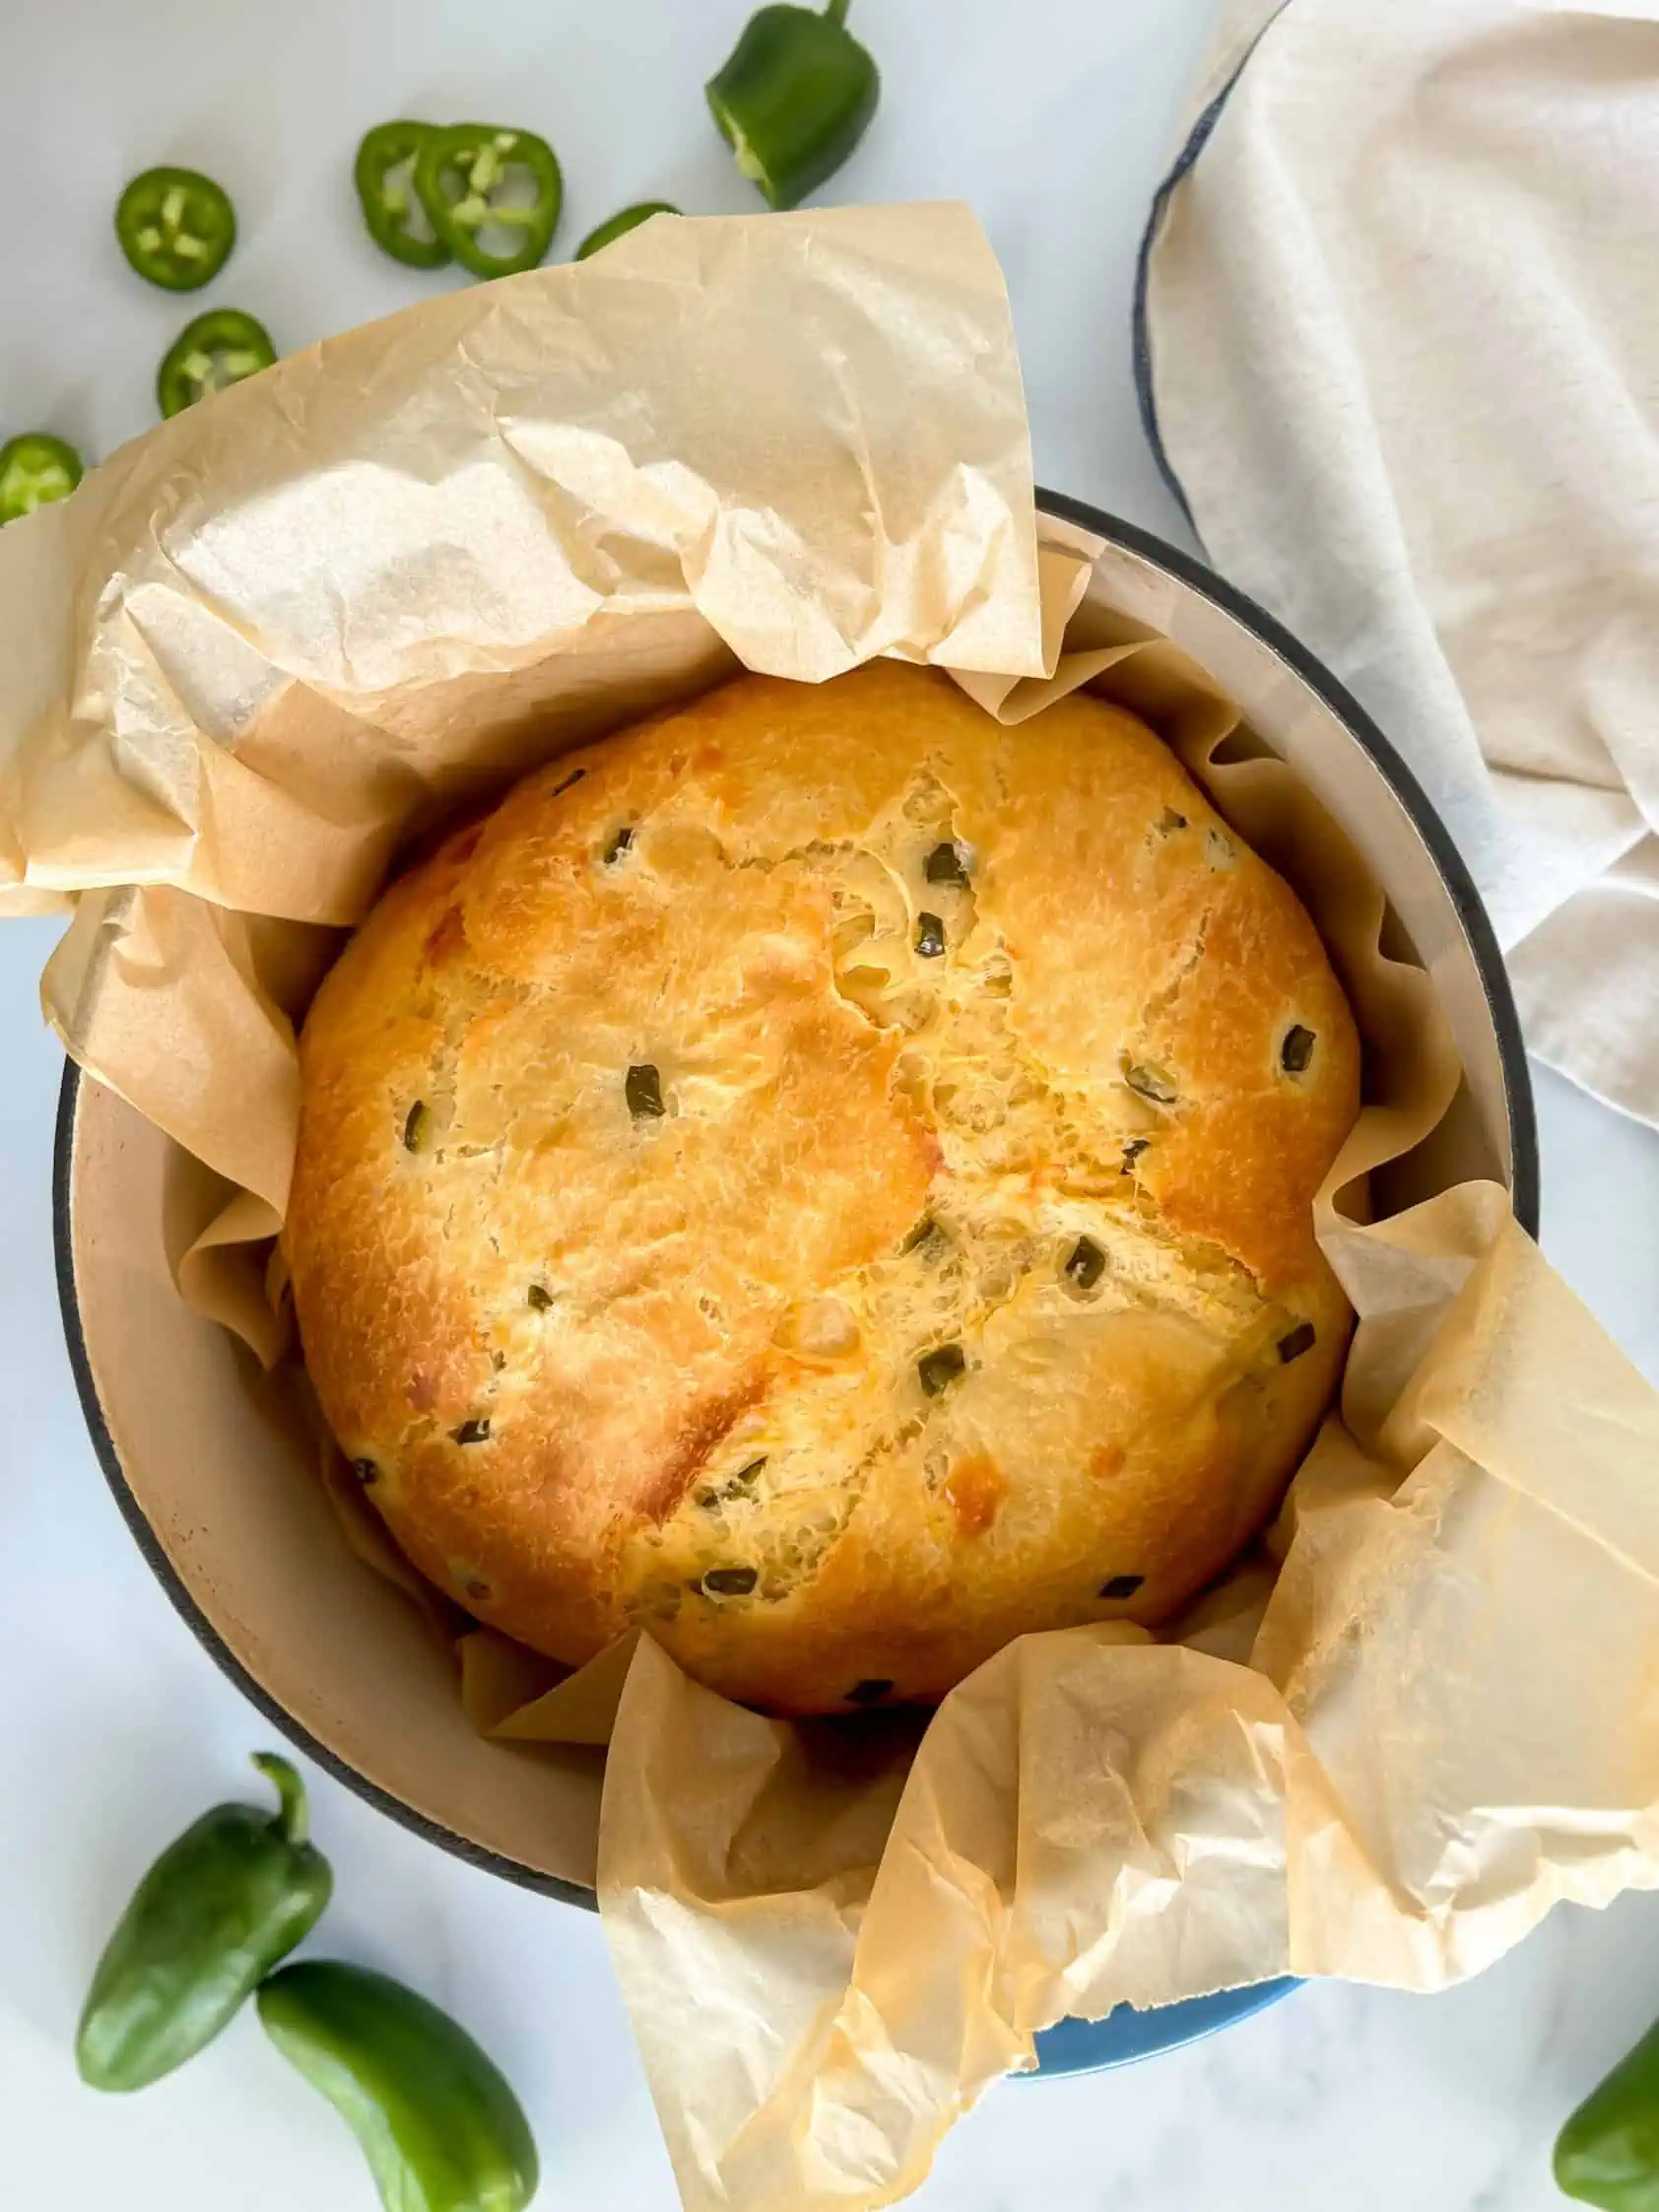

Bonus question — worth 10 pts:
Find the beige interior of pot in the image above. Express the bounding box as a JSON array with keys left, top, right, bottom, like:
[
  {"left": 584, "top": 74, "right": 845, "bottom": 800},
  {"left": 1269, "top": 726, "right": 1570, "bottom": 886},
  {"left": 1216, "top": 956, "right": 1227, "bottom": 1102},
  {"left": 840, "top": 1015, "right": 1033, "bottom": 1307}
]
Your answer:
[
  {"left": 65, "top": 1103, "right": 606, "bottom": 1891},
  {"left": 60, "top": 532, "right": 1523, "bottom": 1896}
]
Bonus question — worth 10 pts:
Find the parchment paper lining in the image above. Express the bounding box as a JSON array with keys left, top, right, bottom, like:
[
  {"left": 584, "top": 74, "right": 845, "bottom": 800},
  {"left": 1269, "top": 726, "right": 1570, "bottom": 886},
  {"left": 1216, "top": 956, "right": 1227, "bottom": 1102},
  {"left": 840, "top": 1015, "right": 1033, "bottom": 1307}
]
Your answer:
[
  {"left": 583, "top": 625, "right": 1659, "bottom": 2212},
  {"left": 10, "top": 201, "right": 1659, "bottom": 2212}
]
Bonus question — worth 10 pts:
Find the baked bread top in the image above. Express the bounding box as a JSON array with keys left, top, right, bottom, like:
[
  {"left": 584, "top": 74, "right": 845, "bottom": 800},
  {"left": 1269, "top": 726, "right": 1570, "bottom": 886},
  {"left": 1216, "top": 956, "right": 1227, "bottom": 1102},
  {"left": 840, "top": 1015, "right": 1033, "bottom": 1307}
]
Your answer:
[{"left": 286, "top": 661, "right": 1360, "bottom": 1712}]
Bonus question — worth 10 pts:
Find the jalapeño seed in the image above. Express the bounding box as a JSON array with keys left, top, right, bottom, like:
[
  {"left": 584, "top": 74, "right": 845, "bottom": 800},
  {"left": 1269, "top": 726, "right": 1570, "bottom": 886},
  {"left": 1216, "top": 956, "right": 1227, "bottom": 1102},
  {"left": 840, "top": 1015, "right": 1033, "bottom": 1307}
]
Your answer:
[
  {"left": 845, "top": 1678, "right": 894, "bottom": 1705},
  {"left": 917, "top": 1344, "right": 966, "bottom": 1397},
  {"left": 1124, "top": 1063, "right": 1178, "bottom": 1106},
  {"left": 350, "top": 1457, "right": 379, "bottom": 1487},
  {"left": 914, "top": 911, "right": 946, "bottom": 959},
  {"left": 1065, "top": 1237, "right": 1105, "bottom": 1290},
  {"left": 627, "top": 1063, "right": 665, "bottom": 1119},
  {"left": 1100, "top": 1574, "right": 1144, "bottom": 1600},
  {"left": 1121, "top": 1137, "right": 1150, "bottom": 1173},
  {"left": 701, "top": 1565, "right": 758, "bottom": 1597},
  {"left": 452, "top": 1417, "right": 492, "bottom": 1444},
  {"left": 604, "top": 826, "right": 634, "bottom": 865},
  {"left": 924, "top": 840, "right": 968, "bottom": 886},
  {"left": 527, "top": 1283, "right": 553, "bottom": 1310},
  {"left": 551, "top": 766, "right": 586, "bottom": 798},
  {"left": 1277, "top": 1320, "right": 1317, "bottom": 1364},
  {"left": 1281, "top": 1025, "right": 1316, "bottom": 1074},
  {"left": 402, "top": 1100, "right": 431, "bottom": 1153}
]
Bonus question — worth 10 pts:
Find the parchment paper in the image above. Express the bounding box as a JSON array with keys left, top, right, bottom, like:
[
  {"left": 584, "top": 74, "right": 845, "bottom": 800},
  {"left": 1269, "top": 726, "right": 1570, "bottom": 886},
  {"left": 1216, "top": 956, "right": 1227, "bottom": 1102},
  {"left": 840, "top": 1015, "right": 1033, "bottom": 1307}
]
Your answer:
[
  {"left": 1, "top": 200, "right": 1040, "bottom": 1225},
  {"left": 7, "top": 200, "right": 1659, "bottom": 2212}
]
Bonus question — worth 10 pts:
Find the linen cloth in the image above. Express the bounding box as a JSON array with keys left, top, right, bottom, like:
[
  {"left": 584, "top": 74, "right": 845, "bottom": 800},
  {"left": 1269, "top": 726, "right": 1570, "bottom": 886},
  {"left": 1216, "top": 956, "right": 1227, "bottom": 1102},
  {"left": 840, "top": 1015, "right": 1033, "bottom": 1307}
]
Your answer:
[{"left": 1144, "top": 0, "right": 1659, "bottom": 1123}]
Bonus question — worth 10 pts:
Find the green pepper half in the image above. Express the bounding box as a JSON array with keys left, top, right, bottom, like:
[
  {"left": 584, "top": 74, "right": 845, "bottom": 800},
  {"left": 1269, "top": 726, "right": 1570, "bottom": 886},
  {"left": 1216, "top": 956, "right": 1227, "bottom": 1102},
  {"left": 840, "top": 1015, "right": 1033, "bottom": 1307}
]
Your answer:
[
  {"left": 354, "top": 121, "right": 451, "bottom": 270},
  {"left": 115, "top": 168, "right": 237, "bottom": 292},
  {"left": 0, "top": 433, "right": 83, "bottom": 523},
  {"left": 258, "top": 1960, "right": 539, "bottom": 2212},
  {"left": 705, "top": 0, "right": 879, "bottom": 211},
  {"left": 414, "top": 122, "right": 563, "bottom": 281},
  {"left": 576, "top": 201, "right": 681, "bottom": 260},
  {"left": 76, "top": 1753, "right": 332, "bottom": 2093},
  {"left": 157, "top": 307, "right": 277, "bottom": 418},
  {"left": 1557, "top": 2016, "right": 1659, "bottom": 2209}
]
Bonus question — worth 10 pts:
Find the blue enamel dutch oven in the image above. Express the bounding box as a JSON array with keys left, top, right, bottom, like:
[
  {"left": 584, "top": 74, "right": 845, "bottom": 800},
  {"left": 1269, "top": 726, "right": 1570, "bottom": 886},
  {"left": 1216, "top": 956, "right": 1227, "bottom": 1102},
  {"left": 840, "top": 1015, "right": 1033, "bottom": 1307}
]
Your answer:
[{"left": 55, "top": 494, "right": 1537, "bottom": 2076}]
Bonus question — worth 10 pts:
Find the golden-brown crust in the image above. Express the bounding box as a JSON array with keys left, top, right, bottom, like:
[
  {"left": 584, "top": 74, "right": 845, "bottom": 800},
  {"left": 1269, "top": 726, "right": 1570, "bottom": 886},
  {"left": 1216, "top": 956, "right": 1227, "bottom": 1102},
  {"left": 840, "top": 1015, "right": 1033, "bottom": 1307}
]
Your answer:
[{"left": 286, "top": 663, "right": 1360, "bottom": 1713}]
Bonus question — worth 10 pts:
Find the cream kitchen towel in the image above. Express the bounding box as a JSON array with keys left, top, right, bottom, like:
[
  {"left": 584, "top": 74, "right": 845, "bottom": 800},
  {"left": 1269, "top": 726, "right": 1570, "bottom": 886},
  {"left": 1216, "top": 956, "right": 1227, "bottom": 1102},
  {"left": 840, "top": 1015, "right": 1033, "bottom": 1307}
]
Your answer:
[{"left": 1143, "top": 0, "right": 1659, "bottom": 1126}]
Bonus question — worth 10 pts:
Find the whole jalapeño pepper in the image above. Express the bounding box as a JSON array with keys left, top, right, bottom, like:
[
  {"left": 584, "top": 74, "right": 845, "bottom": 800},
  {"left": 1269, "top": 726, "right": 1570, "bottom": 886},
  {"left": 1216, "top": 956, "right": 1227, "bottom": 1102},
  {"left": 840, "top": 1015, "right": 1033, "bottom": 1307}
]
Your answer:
[
  {"left": 76, "top": 1753, "right": 332, "bottom": 2092},
  {"left": 705, "top": 0, "right": 879, "bottom": 211},
  {"left": 258, "top": 1960, "right": 539, "bottom": 2212},
  {"left": 1557, "top": 2016, "right": 1659, "bottom": 2209}
]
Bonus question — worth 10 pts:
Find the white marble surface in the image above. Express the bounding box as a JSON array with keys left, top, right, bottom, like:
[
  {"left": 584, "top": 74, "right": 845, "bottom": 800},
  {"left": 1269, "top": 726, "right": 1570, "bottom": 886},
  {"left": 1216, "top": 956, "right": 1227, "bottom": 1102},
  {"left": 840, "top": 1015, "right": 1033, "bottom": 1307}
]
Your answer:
[{"left": 4, "top": 0, "right": 1659, "bottom": 2206}]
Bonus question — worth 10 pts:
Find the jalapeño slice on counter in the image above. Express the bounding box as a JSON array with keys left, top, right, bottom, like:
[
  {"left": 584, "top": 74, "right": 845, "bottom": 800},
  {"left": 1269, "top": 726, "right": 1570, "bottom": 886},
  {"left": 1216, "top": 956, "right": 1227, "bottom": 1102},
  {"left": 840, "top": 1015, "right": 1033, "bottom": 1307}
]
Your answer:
[
  {"left": 413, "top": 122, "right": 563, "bottom": 280},
  {"left": 0, "top": 433, "right": 83, "bottom": 522},
  {"left": 354, "top": 121, "right": 450, "bottom": 269},
  {"left": 576, "top": 201, "right": 681, "bottom": 259},
  {"left": 116, "top": 167, "right": 236, "bottom": 291},
  {"left": 157, "top": 308, "right": 276, "bottom": 418}
]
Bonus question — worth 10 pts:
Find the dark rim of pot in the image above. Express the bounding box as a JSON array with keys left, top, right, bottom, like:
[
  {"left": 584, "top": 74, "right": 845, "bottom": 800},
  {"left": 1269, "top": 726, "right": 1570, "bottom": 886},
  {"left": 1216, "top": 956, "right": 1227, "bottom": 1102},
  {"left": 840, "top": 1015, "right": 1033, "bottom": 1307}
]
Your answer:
[{"left": 51, "top": 495, "right": 1540, "bottom": 1909}]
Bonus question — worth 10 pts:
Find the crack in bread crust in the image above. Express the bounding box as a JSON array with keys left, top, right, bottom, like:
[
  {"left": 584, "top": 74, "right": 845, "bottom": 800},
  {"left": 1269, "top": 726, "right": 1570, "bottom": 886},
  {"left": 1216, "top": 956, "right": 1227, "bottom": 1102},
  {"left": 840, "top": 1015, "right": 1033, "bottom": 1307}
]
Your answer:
[{"left": 285, "top": 663, "right": 1361, "bottom": 1713}]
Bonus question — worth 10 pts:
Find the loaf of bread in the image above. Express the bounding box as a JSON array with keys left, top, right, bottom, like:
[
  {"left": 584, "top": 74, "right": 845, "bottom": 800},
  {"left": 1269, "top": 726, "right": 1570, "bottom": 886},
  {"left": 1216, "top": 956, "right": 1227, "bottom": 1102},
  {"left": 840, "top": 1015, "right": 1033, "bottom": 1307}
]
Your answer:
[{"left": 285, "top": 662, "right": 1360, "bottom": 1713}]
